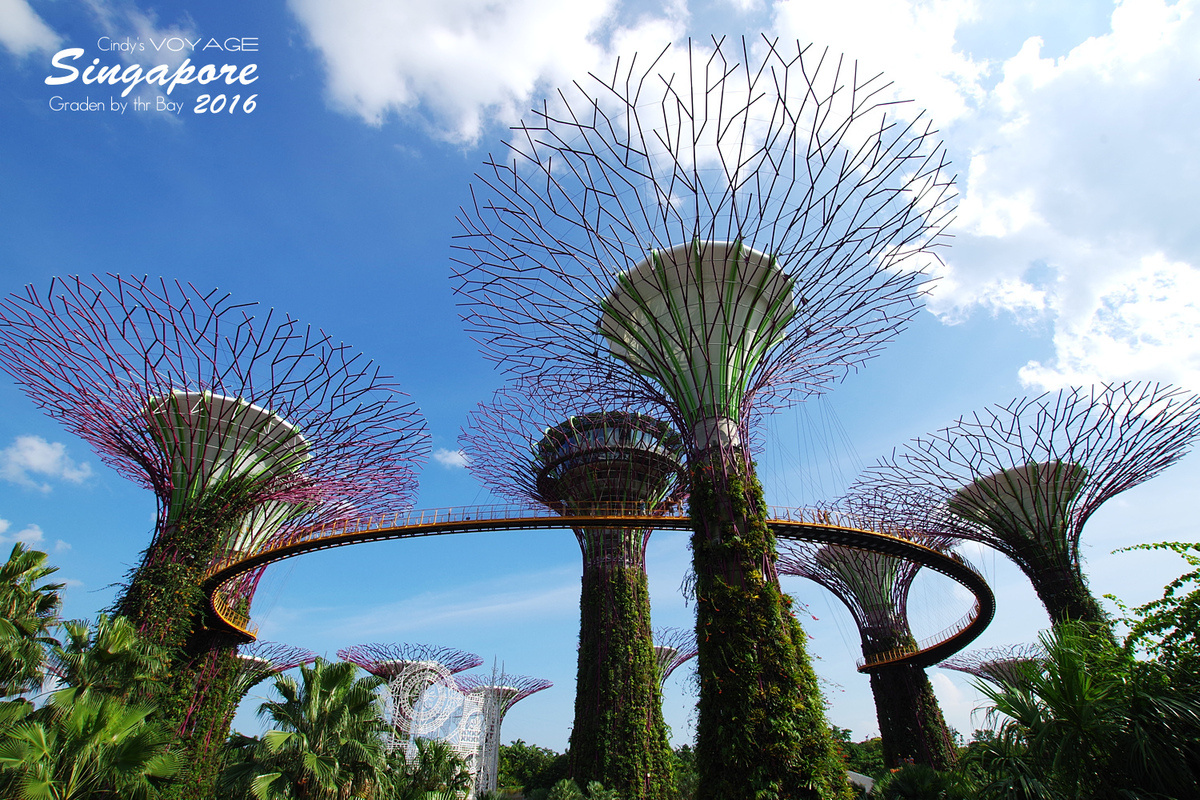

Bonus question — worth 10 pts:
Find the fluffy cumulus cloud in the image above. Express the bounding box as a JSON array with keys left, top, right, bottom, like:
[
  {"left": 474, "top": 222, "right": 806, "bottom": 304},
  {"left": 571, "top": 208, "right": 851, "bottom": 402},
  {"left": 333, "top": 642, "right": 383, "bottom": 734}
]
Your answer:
[
  {"left": 775, "top": 0, "right": 1200, "bottom": 390},
  {"left": 433, "top": 448, "right": 469, "bottom": 468},
  {"left": 771, "top": 0, "right": 986, "bottom": 124},
  {"left": 0, "top": 518, "right": 46, "bottom": 546},
  {"left": 287, "top": 0, "right": 685, "bottom": 143},
  {"left": 0, "top": 0, "right": 61, "bottom": 56},
  {"left": 926, "top": 0, "right": 1200, "bottom": 388},
  {"left": 0, "top": 436, "right": 93, "bottom": 492}
]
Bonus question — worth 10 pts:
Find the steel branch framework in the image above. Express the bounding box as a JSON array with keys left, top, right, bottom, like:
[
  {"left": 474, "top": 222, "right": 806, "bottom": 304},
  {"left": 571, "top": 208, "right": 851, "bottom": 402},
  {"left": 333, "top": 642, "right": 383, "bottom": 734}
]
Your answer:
[
  {"left": 454, "top": 36, "right": 954, "bottom": 447},
  {"left": 853, "top": 382, "right": 1200, "bottom": 625},
  {"left": 652, "top": 627, "right": 698, "bottom": 686},
  {"left": 338, "top": 642, "right": 484, "bottom": 751},
  {"left": 234, "top": 640, "right": 317, "bottom": 694},
  {"left": 0, "top": 275, "right": 430, "bottom": 799},
  {"left": 453, "top": 36, "right": 956, "bottom": 797},
  {"left": 939, "top": 642, "right": 1045, "bottom": 687},
  {"left": 461, "top": 382, "right": 682, "bottom": 797},
  {"left": 457, "top": 670, "right": 553, "bottom": 797},
  {"left": 777, "top": 507, "right": 959, "bottom": 769},
  {"left": 0, "top": 275, "right": 429, "bottom": 566}
]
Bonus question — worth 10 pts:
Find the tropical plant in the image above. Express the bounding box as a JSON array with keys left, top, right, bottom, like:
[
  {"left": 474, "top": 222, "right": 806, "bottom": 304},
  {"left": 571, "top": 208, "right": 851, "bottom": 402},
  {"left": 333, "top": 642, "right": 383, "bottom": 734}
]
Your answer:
[
  {"left": 220, "top": 657, "right": 389, "bottom": 800},
  {"left": 0, "top": 688, "right": 179, "bottom": 800},
  {"left": 973, "top": 623, "right": 1200, "bottom": 799},
  {"left": 871, "top": 763, "right": 973, "bottom": 800},
  {"left": 389, "top": 737, "right": 472, "bottom": 800},
  {"left": 47, "top": 614, "right": 169, "bottom": 705},
  {"left": 0, "top": 543, "right": 63, "bottom": 697}
]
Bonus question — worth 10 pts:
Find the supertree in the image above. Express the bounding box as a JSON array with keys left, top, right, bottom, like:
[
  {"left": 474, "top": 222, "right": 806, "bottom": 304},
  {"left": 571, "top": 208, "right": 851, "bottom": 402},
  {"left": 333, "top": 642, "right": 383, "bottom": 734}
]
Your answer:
[
  {"left": 653, "top": 627, "right": 698, "bottom": 687},
  {"left": 939, "top": 643, "right": 1044, "bottom": 688},
  {"left": 453, "top": 35, "right": 955, "bottom": 798},
  {"left": 457, "top": 669, "right": 553, "bottom": 798},
  {"left": 233, "top": 640, "right": 318, "bottom": 696},
  {"left": 337, "top": 642, "right": 484, "bottom": 750},
  {"left": 777, "top": 526, "right": 959, "bottom": 769},
  {"left": 0, "top": 275, "right": 429, "bottom": 798},
  {"left": 852, "top": 382, "right": 1200, "bottom": 628},
  {"left": 460, "top": 383, "right": 685, "bottom": 798}
]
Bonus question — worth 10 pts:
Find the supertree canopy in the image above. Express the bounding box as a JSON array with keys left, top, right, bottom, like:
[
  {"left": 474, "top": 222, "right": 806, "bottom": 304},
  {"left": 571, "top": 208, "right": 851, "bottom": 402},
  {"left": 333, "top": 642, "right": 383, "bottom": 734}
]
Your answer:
[
  {"left": 461, "top": 383, "right": 683, "bottom": 799},
  {"left": 939, "top": 642, "right": 1045, "bottom": 688},
  {"left": 337, "top": 642, "right": 484, "bottom": 751},
  {"left": 853, "top": 382, "right": 1200, "bottom": 628},
  {"left": 457, "top": 670, "right": 553, "bottom": 798},
  {"left": 0, "top": 275, "right": 429, "bottom": 799},
  {"left": 653, "top": 627, "right": 698, "bottom": 687},
  {"left": 778, "top": 525, "right": 959, "bottom": 770},
  {"left": 234, "top": 640, "right": 318, "bottom": 695},
  {"left": 454, "top": 36, "right": 954, "bottom": 799}
]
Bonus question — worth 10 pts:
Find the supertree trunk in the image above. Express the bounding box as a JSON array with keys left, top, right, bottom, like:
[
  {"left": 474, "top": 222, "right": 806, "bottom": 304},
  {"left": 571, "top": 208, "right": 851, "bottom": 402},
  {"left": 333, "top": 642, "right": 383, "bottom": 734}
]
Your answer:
[
  {"left": 1025, "top": 556, "right": 1107, "bottom": 627},
  {"left": 690, "top": 453, "right": 847, "bottom": 800},
  {"left": 868, "top": 664, "right": 957, "bottom": 770},
  {"left": 569, "top": 531, "right": 674, "bottom": 799}
]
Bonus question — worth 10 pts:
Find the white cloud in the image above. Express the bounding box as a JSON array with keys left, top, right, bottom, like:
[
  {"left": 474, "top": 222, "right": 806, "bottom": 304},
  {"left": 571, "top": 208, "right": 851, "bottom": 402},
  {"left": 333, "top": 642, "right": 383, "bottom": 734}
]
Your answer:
[
  {"left": 0, "top": 435, "right": 94, "bottom": 492},
  {"left": 901, "top": 0, "right": 1200, "bottom": 388},
  {"left": 772, "top": 0, "right": 986, "bottom": 124},
  {"left": 1019, "top": 253, "right": 1200, "bottom": 389},
  {"left": 287, "top": 0, "right": 686, "bottom": 143},
  {"left": 433, "top": 448, "right": 469, "bottom": 468},
  {"left": 0, "top": 0, "right": 61, "bottom": 57},
  {"left": 0, "top": 520, "right": 46, "bottom": 546}
]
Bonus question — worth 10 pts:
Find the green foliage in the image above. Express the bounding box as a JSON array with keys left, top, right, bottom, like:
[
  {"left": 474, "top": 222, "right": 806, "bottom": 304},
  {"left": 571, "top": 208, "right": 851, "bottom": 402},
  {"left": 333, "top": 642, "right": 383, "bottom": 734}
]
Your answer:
[
  {"left": 670, "top": 744, "right": 698, "bottom": 799},
  {"left": 0, "top": 543, "right": 63, "bottom": 696},
  {"left": 545, "top": 778, "right": 619, "bottom": 800},
  {"left": 972, "top": 623, "right": 1200, "bottom": 799},
  {"left": 568, "top": 559, "right": 674, "bottom": 798},
  {"left": 48, "top": 615, "right": 170, "bottom": 705},
  {"left": 871, "top": 763, "right": 973, "bottom": 800},
  {"left": 688, "top": 455, "right": 850, "bottom": 800},
  {"left": 387, "top": 738, "right": 473, "bottom": 800},
  {"left": 1116, "top": 541, "right": 1200, "bottom": 685},
  {"left": 0, "top": 688, "right": 180, "bottom": 800},
  {"left": 219, "top": 658, "right": 389, "bottom": 800},
  {"left": 499, "top": 739, "right": 568, "bottom": 793},
  {"left": 830, "top": 729, "right": 886, "bottom": 782}
]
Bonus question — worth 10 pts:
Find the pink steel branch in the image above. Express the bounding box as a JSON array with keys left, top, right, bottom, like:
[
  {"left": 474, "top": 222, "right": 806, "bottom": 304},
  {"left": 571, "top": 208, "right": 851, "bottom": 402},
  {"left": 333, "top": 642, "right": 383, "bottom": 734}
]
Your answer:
[{"left": 0, "top": 275, "right": 430, "bottom": 559}]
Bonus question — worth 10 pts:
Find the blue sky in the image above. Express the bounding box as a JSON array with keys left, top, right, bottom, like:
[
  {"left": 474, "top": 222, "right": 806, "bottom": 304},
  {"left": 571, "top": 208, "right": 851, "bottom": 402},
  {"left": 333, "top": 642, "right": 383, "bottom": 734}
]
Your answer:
[{"left": 2, "top": 0, "right": 1199, "bottom": 750}]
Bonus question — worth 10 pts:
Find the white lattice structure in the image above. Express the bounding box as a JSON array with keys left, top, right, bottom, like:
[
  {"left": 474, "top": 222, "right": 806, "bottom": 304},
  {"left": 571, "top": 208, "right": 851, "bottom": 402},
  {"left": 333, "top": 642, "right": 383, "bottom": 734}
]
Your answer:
[{"left": 457, "top": 671, "right": 552, "bottom": 798}]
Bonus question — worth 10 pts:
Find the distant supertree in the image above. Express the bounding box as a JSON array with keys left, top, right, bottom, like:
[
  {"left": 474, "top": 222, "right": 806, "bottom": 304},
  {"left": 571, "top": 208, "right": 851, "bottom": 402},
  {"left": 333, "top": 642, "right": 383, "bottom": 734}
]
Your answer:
[
  {"left": 457, "top": 669, "right": 553, "bottom": 798},
  {"left": 461, "top": 383, "right": 683, "bottom": 798},
  {"left": 778, "top": 525, "right": 959, "bottom": 769},
  {"left": 0, "top": 275, "right": 429, "bottom": 798},
  {"left": 653, "top": 627, "right": 698, "bottom": 687},
  {"left": 454, "top": 36, "right": 954, "bottom": 798},
  {"left": 337, "top": 642, "right": 484, "bottom": 750},
  {"left": 234, "top": 640, "right": 318, "bottom": 695},
  {"left": 939, "top": 643, "right": 1044, "bottom": 688},
  {"left": 854, "top": 383, "right": 1200, "bottom": 628}
]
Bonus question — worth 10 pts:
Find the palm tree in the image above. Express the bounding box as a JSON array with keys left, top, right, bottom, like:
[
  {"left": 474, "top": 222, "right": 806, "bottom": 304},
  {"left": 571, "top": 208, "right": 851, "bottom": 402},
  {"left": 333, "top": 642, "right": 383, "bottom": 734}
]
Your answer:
[
  {"left": 0, "top": 543, "right": 63, "bottom": 697},
  {"left": 389, "top": 738, "right": 472, "bottom": 800},
  {"left": 975, "top": 624, "right": 1200, "bottom": 799},
  {"left": 225, "top": 658, "right": 390, "bottom": 800},
  {"left": 47, "top": 615, "right": 170, "bottom": 705},
  {"left": 0, "top": 689, "right": 179, "bottom": 800}
]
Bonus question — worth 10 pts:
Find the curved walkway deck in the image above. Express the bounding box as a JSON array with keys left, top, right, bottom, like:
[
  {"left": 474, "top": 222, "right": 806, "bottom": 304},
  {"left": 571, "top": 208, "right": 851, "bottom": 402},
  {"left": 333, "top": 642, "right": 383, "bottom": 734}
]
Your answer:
[{"left": 203, "top": 504, "right": 994, "bottom": 672}]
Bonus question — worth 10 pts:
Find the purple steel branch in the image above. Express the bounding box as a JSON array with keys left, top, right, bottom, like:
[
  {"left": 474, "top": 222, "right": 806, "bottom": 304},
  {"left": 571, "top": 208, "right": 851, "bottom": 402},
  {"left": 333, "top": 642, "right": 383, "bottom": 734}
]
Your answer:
[
  {"left": 653, "top": 627, "right": 698, "bottom": 684},
  {"left": 337, "top": 643, "right": 484, "bottom": 678},
  {"left": 939, "top": 642, "right": 1045, "bottom": 686},
  {"left": 0, "top": 275, "right": 429, "bottom": 557},
  {"left": 453, "top": 36, "right": 954, "bottom": 441},
  {"left": 851, "top": 383, "right": 1200, "bottom": 580}
]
